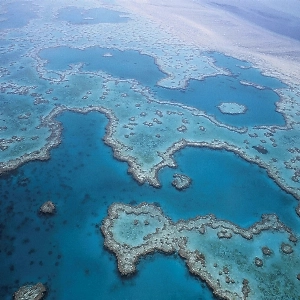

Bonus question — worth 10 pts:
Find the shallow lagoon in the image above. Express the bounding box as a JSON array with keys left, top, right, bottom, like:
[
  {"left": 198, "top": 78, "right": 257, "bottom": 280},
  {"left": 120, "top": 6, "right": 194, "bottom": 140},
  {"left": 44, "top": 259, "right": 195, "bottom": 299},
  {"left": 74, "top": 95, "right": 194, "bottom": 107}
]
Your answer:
[
  {"left": 0, "top": 111, "right": 298, "bottom": 299},
  {"left": 39, "top": 46, "right": 164, "bottom": 87},
  {"left": 39, "top": 46, "right": 286, "bottom": 127}
]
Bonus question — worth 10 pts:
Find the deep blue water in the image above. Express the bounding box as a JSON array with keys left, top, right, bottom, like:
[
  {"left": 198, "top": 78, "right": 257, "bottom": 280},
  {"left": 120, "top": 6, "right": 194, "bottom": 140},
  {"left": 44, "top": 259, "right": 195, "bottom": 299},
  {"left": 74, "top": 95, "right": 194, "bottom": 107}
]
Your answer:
[
  {"left": 0, "top": 111, "right": 298, "bottom": 299},
  {"left": 39, "top": 46, "right": 286, "bottom": 127},
  {"left": 0, "top": 1, "right": 38, "bottom": 29},
  {"left": 159, "top": 147, "right": 299, "bottom": 230},
  {"left": 57, "top": 7, "right": 130, "bottom": 24}
]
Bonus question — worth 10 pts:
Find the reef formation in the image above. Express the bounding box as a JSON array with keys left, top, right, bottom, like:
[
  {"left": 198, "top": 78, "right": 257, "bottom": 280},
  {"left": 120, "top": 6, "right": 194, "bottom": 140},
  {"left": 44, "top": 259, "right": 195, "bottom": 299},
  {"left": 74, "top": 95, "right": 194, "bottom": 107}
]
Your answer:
[
  {"left": 101, "top": 202, "right": 300, "bottom": 299},
  {"left": 39, "top": 201, "right": 56, "bottom": 215},
  {"left": 217, "top": 102, "right": 247, "bottom": 115},
  {"left": 171, "top": 173, "right": 192, "bottom": 190},
  {"left": 13, "top": 283, "right": 47, "bottom": 300}
]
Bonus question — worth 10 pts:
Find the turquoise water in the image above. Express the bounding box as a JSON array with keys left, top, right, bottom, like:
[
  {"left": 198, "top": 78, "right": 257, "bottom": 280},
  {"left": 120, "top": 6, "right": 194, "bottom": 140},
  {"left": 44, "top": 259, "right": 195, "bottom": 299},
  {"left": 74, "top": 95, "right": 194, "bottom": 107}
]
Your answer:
[
  {"left": 39, "top": 46, "right": 286, "bottom": 127},
  {"left": 210, "top": 52, "right": 286, "bottom": 90},
  {"left": 153, "top": 75, "right": 285, "bottom": 127},
  {"left": 0, "top": 111, "right": 298, "bottom": 299},
  {"left": 57, "top": 7, "right": 130, "bottom": 24},
  {"left": 39, "top": 46, "right": 165, "bottom": 87}
]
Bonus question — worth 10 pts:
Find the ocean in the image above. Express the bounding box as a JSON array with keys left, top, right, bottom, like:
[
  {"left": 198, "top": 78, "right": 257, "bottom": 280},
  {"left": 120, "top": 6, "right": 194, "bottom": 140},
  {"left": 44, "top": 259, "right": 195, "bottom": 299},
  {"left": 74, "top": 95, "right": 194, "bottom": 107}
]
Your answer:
[
  {"left": 1, "top": 6, "right": 299, "bottom": 298},
  {"left": 0, "top": 109, "right": 297, "bottom": 299}
]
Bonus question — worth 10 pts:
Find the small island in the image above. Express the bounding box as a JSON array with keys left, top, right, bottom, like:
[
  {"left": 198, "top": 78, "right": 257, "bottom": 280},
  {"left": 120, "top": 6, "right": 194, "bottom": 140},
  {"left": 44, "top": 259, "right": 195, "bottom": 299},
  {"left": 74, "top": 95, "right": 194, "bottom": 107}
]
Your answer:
[
  {"left": 39, "top": 201, "right": 56, "bottom": 215},
  {"left": 14, "top": 283, "right": 47, "bottom": 300},
  {"left": 217, "top": 102, "right": 247, "bottom": 115},
  {"left": 172, "top": 173, "right": 192, "bottom": 190}
]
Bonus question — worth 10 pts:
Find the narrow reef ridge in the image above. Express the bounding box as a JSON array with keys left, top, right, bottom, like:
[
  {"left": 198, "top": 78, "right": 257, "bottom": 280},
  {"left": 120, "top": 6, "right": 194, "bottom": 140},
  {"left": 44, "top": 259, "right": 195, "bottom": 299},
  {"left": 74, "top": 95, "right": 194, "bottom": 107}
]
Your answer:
[
  {"left": 101, "top": 202, "right": 300, "bottom": 300},
  {"left": 239, "top": 80, "right": 265, "bottom": 90}
]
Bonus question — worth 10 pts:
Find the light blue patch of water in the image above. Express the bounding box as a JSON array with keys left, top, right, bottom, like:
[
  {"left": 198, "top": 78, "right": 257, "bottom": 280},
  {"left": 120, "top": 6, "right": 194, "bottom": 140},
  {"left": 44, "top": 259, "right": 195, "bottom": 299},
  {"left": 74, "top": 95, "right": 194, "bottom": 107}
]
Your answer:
[
  {"left": 57, "top": 6, "right": 130, "bottom": 24},
  {"left": 0, "top": 1, "right": 37, "bottom": 29},
  {"left": 0, "top": 39, "right": 28, "bottom": 66},
  {"left": 209, "top": 52, "right": 287, "bottom": 89},
  {"left": 39, "top": 46, "right": 166, "bottom": 87}
]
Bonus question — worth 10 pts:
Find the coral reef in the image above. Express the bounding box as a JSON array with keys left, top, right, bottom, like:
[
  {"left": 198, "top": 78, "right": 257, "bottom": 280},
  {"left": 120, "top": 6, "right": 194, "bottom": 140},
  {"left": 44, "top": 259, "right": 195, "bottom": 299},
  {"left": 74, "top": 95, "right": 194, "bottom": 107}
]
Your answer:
[
  {"left": 39, "top": 201, "right": 56, "bottom": 215},
  {"left": 171, "top": 173, "right": 192, "bottom": 190},
  {"left": 101, "top": 202, "right": 300, "bottom": 299},
  {"left": 13, "top": 283, "right": 47, "bottom": 300}
]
